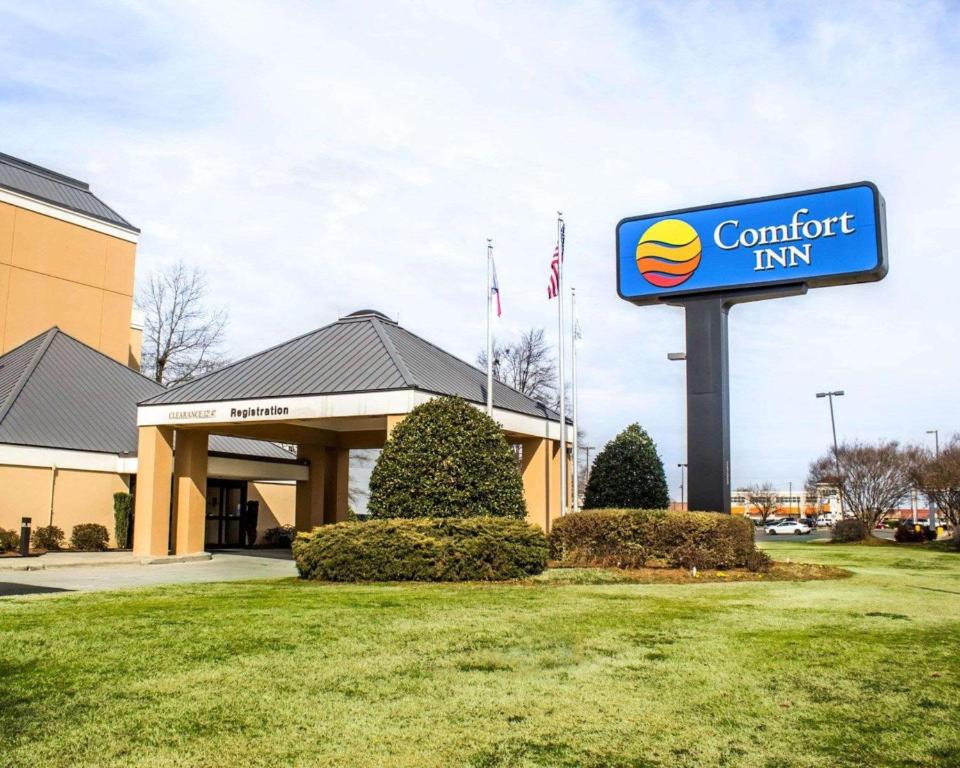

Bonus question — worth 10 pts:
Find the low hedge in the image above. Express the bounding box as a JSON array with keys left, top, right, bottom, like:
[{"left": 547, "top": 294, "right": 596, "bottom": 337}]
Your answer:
[
  {"left": 293, "top": 517, "right": 548, "bottom": 582},
  {"left": 71, "top": 523, "right": 110, "bottom": 551},
  {"left": 549, "top": 509, "right": 762, "bottom": 570},
  {"left": 262, "top": 525, "right": 297, "bottom": 548},
  {"left": 831, "top": 518, "right": 870, "bottom": 542}
]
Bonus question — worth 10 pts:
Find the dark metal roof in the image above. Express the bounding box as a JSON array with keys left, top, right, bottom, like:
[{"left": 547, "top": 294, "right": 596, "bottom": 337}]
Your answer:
[
  {"left": 0, "top": 329, "right": 292, "bottom": 461},
  {"left": 143, "top": 311, "right": 563, "bottom": 422},
  {"left": 0, "top": 153, "right": 138, "bottom": 233}
]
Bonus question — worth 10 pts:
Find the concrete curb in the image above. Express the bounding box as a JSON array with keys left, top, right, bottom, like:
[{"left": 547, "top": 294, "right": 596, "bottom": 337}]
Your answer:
[
  {"left": 140, "top": 553, "right": 213, "bottom": 566},
  {"left": 0, "top": 552, "right": 213, "bottom": 571}
]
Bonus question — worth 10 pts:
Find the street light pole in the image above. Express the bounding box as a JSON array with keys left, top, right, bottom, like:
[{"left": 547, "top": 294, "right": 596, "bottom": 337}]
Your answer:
[
  {"left": 926, "top": 429, "right": 940, "bottom": 531},
  {"left": 678, "top": 463, "right": 687, "bottom": 509},
  {"left": 816, "top": 390, "right": 845, "bottom": 518}
]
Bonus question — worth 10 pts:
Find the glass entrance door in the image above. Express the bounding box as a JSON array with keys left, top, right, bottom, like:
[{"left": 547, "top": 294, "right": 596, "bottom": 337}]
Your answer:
[{"left": 205, "top": 480, "right": 247, "bottom": 547}]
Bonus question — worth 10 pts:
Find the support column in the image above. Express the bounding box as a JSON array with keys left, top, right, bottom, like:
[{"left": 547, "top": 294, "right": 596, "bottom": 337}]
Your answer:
[
  {"left": 549, "top": 440, "right": 562, "bottom": 527},
  {"left": 684, "top": 297, "right": 731, "bottom": 514},
  {"left": 386, "top": 414, "right": 406, "bottom": 437},
  {"left": 295, "top": 444, "right": 327, "bottom": 531},
  {"left": 520, "top": 437, "right": 552, "bottom": 531},
  {"left": 172, "top": 430, "right": 209, "bottom": 556},
  {"left": 133, "top": 425, "right": 174, "bottom": 558},
  {"left": 323, "top": 447, "right": 350, "bottom": 523}
]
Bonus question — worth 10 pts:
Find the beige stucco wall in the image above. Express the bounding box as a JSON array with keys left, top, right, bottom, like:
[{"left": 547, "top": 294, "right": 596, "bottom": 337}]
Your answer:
[
  {"left": 0, "top": 463, "right": 129, "bottom": 545},
  {"left": 0, "top": 200, "right": 137, "bottom": 364},
  {"left": 249, "top": 481, "right": 296, "bottom": 539},
  {"left": 129, "top": 324, "right": 143, "bottom": 369}
]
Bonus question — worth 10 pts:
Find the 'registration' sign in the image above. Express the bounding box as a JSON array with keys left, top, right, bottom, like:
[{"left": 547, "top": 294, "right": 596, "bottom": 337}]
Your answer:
[{"left": 616, "top": 182, "right": 887, "bottom": 305}]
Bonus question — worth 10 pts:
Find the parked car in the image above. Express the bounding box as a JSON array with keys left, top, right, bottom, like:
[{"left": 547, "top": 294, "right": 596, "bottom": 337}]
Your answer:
[{"left": 765, "top": 519, "right": 812, "bottom": 535}]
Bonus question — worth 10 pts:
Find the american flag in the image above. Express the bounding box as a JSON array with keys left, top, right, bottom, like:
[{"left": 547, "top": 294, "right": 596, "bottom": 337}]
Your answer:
[
  {"left": 548, "top": 220, "right": 565, "bottom": 299},
  {"left": 490, "top": 256, "right": 502, "bottom": 317}
]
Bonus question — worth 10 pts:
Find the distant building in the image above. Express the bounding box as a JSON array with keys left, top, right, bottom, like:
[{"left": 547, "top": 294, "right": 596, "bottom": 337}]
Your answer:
[{"left": 671, "top": 488, "right": 841, "bottom": 516}]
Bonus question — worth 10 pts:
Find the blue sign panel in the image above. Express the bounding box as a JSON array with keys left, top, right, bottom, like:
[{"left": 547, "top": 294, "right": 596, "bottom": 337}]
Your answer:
[{"left": 617, "top": 182, "right": 887, "bottom": 305}]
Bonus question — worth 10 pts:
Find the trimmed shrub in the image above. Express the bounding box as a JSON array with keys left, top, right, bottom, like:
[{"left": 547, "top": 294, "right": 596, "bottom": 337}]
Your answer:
[
  {"left": 743, "top": 548, "right": 773, "bottom": 573},
  {"left": 262, "top": 525, "right": 297, "bottom": 548},
  {"left": 0, "top": 527, "right": 20, "bottom": 553},
  {"left": 368, "top": 397, "right": 526, "bottom": 519},
  {"left": 549, "top": 509, "right": 759, "bottom": 570},
  {"left": 113, "top": 492, "right": 133, "bottom": 549},
  {"left": 33, "top": 525, "right": 65, "bottom": 551},
  {"left": 71, "top": 523, "right": 110, "bottom": 551},
  {"left": 831, "top": 518, "right": 870, "bottom": 542},
  {"left": 583, "top": 424, "right": 669, "bottom": 510},
  {"left": 293, "top": 517, "right": 548, "bottom": 582}
]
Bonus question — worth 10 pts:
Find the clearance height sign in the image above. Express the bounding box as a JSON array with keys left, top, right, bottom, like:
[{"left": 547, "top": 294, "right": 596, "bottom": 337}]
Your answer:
[{"left": 617, "top": 182, "right": 887, "bottom": 305}]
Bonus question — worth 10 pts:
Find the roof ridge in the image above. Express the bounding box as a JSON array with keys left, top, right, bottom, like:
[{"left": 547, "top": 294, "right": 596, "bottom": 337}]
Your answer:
[
  {"left": 0, "top": 152, "right": 89, "bottom": 190},
  {"left": 57, "top": 327, "right": 167, "bottom": 391},
  {"left": 0, "top": 327, "right": 59, "bottom": 427},
  {"left": 370, "top": 317, "right": 416, "bottom": 388},
  {"left": 143, "top": 318, "right": 346, "bottom": 404},
  {"left": 386, "top": 322, "right": 558, "bottom": 412},
  {"left": 0, "top": 181, "right": 141, "bottom": 234}
]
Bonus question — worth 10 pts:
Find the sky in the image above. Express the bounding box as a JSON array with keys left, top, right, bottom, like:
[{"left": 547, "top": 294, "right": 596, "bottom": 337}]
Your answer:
[{"left": 1, "top": 0, "right": 957, "bottom": 501}]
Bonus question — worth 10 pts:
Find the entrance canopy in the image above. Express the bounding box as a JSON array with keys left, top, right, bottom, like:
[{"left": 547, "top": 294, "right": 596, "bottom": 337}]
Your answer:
[
  {"left": 133, "top": 310, "right": 572, "bottom": 558},
  {"left": 138, "top": 309, "right": 568, "bottom": 443}
]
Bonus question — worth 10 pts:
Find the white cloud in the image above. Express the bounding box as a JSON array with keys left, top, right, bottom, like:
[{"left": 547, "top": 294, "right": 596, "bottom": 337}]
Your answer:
[{"left": 1, "top": 0, "right": 956, "bottom": 497}]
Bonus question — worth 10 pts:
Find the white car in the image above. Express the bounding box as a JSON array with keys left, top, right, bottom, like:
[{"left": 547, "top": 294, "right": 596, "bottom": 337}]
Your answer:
[{"left": 765, "top": 519, "right": 812, "bottom": 535}]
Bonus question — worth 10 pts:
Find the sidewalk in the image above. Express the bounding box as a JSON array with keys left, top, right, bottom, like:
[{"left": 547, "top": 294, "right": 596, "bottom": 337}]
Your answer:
[
  {"left": 0, "top": 550, "right": 210, "bottom": 571},
  {"left": 0, "top": 549, "right": 297, "bottom": 597}
]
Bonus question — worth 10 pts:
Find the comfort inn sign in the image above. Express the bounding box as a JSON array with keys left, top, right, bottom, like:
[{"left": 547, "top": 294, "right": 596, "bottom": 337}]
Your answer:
[{"left": 616, "top": 182, "right": 888, "bottom": 305}]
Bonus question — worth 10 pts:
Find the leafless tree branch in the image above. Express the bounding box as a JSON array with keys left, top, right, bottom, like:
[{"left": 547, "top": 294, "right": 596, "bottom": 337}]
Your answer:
[{"left": 137, "top": 261, "right": 228, "bottom": 386}]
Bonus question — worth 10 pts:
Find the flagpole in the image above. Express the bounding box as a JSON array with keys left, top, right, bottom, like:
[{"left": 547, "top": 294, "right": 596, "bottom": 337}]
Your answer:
[
  {"left": 486, "top": 238, "right": 494, "bottom": 416},
  {"left": 556, "top": 213, "right": 567, "bottom": 518},
  {"left": 571, "top": 285, "right": 579, "bottom": 513}
]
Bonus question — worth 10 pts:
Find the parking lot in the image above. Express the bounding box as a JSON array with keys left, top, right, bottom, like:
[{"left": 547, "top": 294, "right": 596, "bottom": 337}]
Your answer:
[{"left": 754, "top": 526, "right": 897, "bottom": 543}]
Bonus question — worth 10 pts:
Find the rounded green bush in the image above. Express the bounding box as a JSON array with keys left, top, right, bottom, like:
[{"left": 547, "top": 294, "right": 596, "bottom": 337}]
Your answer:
[
  {"left": 0, "top": 527, "right": 20, "bottom": 553},
  {"left": 583, "top": 424, "right": 669, "bottom": 510},
  {"left": 33, "top": 525, "right": 65, "bottom": 551},
  {"left": 70, "top": 523, "right": 110, "bottom": 551},
  {"left": 293, "top": 517, "right": 548, "bottom": 581},
  {"left": 831, "top": 518, "right": 870, "bottom": 542},
  {"left": 550, "top": 509, "right": 760, "bottom": 570},
  {"left": 368, "top": 396, "right": 526, "bottom": 519}
]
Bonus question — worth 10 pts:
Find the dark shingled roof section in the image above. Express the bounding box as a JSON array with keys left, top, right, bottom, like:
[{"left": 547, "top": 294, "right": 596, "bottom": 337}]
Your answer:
[
  {"left": 0, "top": 329, "right": 293, "bottom": 461},
  {"left": 143, "top": 311, "right": 563, "bottom": 422},
  {"left": 0, "top": 152, "right": 138, "bottom": 232}
]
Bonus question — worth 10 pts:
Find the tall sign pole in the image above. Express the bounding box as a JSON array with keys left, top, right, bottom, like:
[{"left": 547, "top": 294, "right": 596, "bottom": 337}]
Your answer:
[
  {"left": 485, "top": 238, "right": 494, "bottom": 416},
  {"left": 617, "top": 182, "right": 888, "bottom": 514}
]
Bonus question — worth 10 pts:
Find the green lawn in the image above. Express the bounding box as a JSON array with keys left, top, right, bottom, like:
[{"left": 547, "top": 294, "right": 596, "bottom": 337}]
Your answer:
[{"left": 1, "top": 543, "right": 958, "bottom": 768}]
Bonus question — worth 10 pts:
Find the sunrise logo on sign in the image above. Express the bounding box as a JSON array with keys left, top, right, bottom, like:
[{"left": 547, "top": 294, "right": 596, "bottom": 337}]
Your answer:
[{"left": 635, "top": 219, "right": 702, "bottom": 288}]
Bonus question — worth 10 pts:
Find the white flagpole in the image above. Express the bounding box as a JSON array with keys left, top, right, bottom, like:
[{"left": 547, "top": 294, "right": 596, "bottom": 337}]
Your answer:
[
  {"left": 571, "top": 285, "right": 579, "bottom": 513},
  {"left": 556, "top": 214, "right": 567, "bottom": 518},
  {"left": 486, "top": 238, "right": 494, "bottom": 416}
]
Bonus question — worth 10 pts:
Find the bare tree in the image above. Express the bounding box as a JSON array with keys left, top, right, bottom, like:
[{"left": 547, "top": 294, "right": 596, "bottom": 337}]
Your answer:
[
  {"left": 138, "top": 261, "right": 228, "bottom": 386},
  {"left": 911, "top": 434, "right": 960, "bottom": 548},
  {"left": 477, "top": 328, "right": 557, "bottom": 405},
  {"left": 807, "top": 441, "right": 913, "bottom": 537},
  {"left": 740, "top": 482, "right": 780, "bottom": 523}
]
